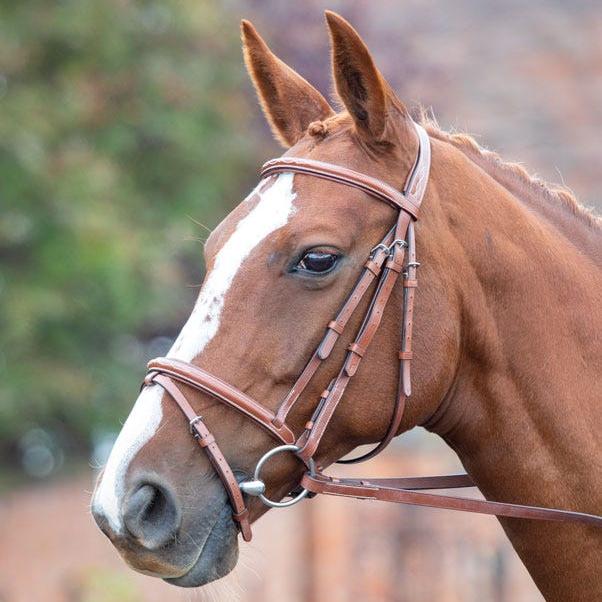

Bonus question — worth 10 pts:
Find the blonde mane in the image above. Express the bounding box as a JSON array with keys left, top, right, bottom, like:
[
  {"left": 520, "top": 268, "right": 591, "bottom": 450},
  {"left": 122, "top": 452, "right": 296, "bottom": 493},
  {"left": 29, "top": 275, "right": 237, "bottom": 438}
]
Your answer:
[{"left": 416, "top": 111, "right": 601, "bottom": 232}]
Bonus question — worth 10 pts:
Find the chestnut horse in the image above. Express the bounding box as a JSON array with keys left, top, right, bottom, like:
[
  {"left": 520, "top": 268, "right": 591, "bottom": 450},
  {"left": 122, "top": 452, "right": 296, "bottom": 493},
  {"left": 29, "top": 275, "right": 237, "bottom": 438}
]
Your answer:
[{"left": 91, "top": 12, "right": 601, "bottom": 600}]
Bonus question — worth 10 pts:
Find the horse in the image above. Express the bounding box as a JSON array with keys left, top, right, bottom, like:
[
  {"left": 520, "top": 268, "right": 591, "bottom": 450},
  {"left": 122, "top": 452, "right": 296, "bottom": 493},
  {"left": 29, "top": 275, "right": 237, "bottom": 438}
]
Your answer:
[{"left": 91, "top": 11, "right": 602, "bottom": 600}]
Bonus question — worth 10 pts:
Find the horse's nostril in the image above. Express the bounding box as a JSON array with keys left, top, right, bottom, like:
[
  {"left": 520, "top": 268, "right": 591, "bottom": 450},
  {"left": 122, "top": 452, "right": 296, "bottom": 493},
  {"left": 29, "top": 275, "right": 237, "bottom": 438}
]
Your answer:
[{"left": 123, "top": 481, "right": 181, "bottom": 550}]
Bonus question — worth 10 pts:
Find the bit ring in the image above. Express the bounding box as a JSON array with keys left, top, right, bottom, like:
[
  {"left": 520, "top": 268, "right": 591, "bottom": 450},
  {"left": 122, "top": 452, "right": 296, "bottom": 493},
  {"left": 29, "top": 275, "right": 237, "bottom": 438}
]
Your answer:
[{"left": 247, "top": 444, "right": 315, "bottom": 508}]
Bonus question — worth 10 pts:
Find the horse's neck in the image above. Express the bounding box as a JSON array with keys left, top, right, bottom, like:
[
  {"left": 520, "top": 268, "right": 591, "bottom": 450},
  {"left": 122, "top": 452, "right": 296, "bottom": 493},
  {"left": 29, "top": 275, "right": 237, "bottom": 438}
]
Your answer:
[{"left": 426, "top": 143, "right": 602, "bottom": 600}]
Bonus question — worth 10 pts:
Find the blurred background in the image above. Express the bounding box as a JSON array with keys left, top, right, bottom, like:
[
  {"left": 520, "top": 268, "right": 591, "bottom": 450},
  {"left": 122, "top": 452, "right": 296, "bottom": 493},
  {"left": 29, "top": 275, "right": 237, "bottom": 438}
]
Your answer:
[{"left": 1, "top": 1, "right": 600, "bottom": 600}]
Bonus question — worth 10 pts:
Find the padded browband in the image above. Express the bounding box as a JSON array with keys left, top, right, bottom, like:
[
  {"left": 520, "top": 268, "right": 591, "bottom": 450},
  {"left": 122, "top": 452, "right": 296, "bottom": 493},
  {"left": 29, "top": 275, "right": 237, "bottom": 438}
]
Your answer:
[
  {"left": 260, "top": 122, "right": 432, "bottom": 220},
  {"left": 261, "top": 157, "right": 420, "bottom": 218}
]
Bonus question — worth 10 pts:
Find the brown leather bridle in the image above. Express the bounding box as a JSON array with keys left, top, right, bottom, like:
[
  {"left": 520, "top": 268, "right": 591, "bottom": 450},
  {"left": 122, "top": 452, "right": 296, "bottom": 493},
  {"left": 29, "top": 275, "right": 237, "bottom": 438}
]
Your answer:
[{"left": 143, "top": 122, "right": 602, "bottom": 542}]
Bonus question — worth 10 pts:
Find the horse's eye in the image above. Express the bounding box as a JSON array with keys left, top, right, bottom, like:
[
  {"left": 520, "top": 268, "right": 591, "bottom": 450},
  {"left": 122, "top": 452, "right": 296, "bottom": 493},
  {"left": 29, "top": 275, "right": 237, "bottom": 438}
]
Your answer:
[{"left": 296, "top": 251, "right": 339, "bottom": 274}]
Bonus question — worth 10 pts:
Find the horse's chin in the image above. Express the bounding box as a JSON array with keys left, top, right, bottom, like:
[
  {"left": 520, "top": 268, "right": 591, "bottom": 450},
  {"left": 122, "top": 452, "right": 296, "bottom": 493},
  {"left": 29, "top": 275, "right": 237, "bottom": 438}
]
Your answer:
[{"left": 164, "top": 507, "right": 239, "bottom": 588}]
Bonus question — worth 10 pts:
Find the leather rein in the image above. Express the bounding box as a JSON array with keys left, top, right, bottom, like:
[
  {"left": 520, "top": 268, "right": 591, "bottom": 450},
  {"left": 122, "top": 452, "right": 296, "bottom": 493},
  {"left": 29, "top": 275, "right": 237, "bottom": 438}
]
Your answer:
[{"left": 143, "top": 122, "right": 602, "bottom": 542}]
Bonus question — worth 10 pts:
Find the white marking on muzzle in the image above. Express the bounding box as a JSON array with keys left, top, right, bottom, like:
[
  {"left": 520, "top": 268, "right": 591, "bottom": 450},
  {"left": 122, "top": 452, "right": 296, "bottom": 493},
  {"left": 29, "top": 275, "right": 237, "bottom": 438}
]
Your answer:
[{"left": 92, "top": 174, "right": 297, "bottom": 533}]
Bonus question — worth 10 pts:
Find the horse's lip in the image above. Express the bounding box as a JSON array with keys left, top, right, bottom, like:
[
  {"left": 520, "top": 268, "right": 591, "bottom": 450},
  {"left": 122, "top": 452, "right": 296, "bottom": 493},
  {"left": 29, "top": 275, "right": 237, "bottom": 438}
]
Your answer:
[
  {"left": 117, "top": 506, "right": 224, "bottom": 580},
  {"left": 163, "top": 505, "right": 232, "bottom": 587}
]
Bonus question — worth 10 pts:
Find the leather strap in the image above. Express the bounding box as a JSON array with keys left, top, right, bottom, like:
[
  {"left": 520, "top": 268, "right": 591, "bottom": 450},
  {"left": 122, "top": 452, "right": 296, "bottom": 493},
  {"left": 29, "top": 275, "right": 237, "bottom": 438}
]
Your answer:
[
  {"left": 403, "top": 123, "right": 431, "bottom": 211},
  {"left": 147, "top": 373, "right": 253, "bottom": 541},
  {"left": 296, "top": 211, "right": 412, "bottom": 463},
  {"left": 272, "top": 239, "right": 392, "bottom": 428},
  {"left": 400, "top": 220, "right": 418, "bottom": 397},
  {"left": 147, "top": 357, "right": 295, "bottom": 445},
  {"left": 301, "top": 473, "right": 602, "bottom": 528},
  {"left": 288, "top": 125, "right": 431, "bottom": 465},
  {"left": 261, "top": 157, "right": 420, "bottom": 218}
]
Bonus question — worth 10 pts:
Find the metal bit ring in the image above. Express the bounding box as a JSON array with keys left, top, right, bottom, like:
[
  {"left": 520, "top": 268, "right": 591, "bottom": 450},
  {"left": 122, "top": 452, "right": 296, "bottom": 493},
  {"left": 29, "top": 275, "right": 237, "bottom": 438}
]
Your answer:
[{"left": 241, "top": 444, "right": 316, "bottom": 508}]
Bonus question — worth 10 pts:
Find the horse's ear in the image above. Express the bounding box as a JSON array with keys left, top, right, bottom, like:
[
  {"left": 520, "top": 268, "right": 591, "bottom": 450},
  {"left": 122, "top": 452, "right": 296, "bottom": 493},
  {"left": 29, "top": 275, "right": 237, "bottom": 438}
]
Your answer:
[
  {"left": 325, "top": 11, "right": 407, "bottom": 143},
  {"left": 241, "top": 20, "right": 334, "bottom": 148}
]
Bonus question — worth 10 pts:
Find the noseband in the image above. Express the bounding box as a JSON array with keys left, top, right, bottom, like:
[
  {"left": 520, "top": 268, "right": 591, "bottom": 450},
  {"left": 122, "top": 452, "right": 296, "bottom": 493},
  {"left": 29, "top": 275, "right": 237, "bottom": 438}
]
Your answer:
[{"left": 143, "top": 122, "right": 602, "bottom": 541}]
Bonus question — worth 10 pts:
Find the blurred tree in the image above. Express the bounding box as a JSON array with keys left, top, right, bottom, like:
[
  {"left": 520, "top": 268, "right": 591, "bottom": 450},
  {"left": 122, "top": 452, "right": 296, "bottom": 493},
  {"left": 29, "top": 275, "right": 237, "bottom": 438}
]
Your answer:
[{"left": 0, "top": 0, "right": 256, "bottom": 472}]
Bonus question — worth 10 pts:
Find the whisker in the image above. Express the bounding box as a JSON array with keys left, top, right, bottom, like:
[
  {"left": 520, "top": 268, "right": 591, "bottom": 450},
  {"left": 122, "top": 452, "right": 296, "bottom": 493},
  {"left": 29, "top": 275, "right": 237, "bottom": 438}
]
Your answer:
[
  {"left": 238, "top": 554, "right": 261, "bottom": 581},
  {"left": 185, "top": 235, "right": 209, "bottom": 245},
  {"left": 186, "top": 215, "right": 214, "bottom": 234},
  {"left": 179, "top": 529, "right": 204, "bottom": 558}
]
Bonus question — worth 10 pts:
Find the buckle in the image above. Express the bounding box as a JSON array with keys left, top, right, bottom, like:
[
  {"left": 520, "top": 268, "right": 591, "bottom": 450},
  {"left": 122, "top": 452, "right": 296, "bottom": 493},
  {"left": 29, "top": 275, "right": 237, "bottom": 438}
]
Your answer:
[
  {"left": 370, "top": 243, "right": 390, "bottom": 257},
  {"left": 189, "top": 415, "right": 204, "bottom": 437},
  {"left": 388, "top": 239, "right": 408, "bottom": 253}
]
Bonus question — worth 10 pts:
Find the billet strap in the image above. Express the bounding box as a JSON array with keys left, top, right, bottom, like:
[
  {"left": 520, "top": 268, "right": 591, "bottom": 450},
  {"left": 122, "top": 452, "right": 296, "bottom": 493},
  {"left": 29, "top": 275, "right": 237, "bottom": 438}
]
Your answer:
[
  {"left": 147, "top": 357, "right": 295, "bottom": 445},
  {"left": 147, "top": 373, "right": 253, "bottom": 541},
  {"left": 301, "top": 473, "right": 602, "bottom": 527}
]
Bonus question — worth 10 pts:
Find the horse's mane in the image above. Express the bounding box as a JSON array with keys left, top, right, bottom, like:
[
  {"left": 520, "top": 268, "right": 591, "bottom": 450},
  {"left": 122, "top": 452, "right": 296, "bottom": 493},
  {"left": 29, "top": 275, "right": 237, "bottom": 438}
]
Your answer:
[{"left": 415, "top": 109, "right": 601, "bottom": 232}]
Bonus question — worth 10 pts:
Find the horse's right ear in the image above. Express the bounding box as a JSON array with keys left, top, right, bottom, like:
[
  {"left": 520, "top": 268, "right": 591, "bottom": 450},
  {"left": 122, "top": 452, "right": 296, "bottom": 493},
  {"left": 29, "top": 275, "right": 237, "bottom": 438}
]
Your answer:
[{"left": 241, "top": 20, "right": 334, "bottom": 148}]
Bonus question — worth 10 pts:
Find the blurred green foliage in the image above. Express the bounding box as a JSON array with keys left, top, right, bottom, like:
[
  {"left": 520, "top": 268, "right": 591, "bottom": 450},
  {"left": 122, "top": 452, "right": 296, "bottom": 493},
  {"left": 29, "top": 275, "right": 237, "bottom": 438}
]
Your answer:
[{"left": 0, "top": 0, "right": 258, "bottom": 469}]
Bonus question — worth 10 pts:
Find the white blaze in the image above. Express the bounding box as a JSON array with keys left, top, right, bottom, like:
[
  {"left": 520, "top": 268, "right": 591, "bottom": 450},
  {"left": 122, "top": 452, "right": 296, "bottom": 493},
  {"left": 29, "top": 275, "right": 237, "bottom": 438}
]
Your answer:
[
  {"left": 169, "top": 173, "right": 296, "bottom": 360},
  {"left": 92, "top": 174, "right": 297, "bottom": 532}
]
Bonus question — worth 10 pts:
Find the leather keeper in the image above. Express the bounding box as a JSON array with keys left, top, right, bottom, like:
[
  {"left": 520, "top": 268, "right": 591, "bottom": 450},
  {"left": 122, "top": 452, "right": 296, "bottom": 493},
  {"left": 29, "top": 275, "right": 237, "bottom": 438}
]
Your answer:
[
  {"left": 231, "top": 507, "right": 249, "bottom": 522},
  {"left": 363, "top": 258, "right": 381, "bottom": 275},
  {"left": 399, "top": 351, "right": 414, "bottom": 360},
  {"left": 347, "top": 342, "right": 366, "bottom": 357},
  {"left": 403, "top": 279, "right": 418, "bottom": 288},
  {"left": 143, "top": 372, "right": 157, "bottom": 387},
  {"left": 386, "top": 242, "right": 406, "bottom": 270},
  {"left": 328, "top": 320, "right": 344, "bottom": 335},
  {"left": 385, "top": 256, "right": 404, "bottom": 273}
]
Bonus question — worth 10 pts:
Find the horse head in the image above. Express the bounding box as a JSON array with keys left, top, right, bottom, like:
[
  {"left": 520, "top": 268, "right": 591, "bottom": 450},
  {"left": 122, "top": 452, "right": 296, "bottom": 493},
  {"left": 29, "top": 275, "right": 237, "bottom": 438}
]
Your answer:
[{"left": 91, "top": 12, "right": 464, "bottom": 587}]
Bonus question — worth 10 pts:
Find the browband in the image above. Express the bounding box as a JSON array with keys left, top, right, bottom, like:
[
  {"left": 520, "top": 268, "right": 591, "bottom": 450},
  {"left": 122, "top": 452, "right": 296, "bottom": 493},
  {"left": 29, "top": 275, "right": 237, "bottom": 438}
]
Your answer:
[{"left": 260, "top": 123, "right": 431, "bottom": 219}]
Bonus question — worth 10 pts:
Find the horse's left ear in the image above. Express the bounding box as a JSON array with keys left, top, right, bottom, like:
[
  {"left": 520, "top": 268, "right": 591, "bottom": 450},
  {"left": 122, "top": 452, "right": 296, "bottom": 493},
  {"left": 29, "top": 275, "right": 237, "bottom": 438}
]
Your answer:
[
  {"left": 241, "top": 20, "right": 335, "bottom": 148},
  {"left": 325, "top": 11, "right": 410, "bottom": 145}
]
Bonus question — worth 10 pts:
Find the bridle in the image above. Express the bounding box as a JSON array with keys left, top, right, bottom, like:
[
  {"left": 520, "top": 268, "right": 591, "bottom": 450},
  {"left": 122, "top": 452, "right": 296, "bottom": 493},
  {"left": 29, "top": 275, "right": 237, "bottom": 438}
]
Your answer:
[{"left": 143, "top": 121, "right": 602, "bottom": 542}]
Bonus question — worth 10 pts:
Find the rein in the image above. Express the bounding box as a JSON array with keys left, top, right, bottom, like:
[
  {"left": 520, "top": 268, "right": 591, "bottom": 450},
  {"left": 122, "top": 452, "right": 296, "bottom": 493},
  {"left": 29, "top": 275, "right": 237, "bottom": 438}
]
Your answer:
[{"left": 143, "top": 122, "right": 602, "bottom": 542}]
